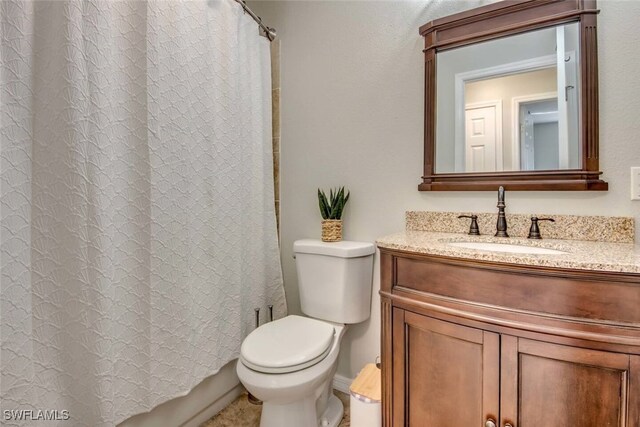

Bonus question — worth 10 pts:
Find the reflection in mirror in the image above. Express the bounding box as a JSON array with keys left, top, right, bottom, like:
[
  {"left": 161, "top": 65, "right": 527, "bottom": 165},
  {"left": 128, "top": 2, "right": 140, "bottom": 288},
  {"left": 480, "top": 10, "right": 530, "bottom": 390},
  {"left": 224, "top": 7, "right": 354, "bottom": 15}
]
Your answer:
[
  {"left": 519, "top": 97, "right": 559, "bottom": 170},
  {"left": 435, "top": 23, "right": 581, "bottom": 173}
]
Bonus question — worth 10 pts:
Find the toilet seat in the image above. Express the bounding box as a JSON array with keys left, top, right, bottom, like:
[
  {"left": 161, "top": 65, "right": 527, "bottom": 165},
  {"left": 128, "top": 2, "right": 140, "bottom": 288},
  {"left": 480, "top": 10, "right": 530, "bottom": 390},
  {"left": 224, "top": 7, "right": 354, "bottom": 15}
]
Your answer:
[{"left": 240, "top": 315, "right": 335, "bottom": 374}]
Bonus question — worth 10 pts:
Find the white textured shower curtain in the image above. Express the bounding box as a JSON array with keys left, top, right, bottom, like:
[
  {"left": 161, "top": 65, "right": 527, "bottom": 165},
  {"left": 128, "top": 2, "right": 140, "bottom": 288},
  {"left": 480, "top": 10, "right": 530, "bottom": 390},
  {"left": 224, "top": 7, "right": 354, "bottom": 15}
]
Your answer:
[{"left": 1, "top": 0, "right": 285, "bottom": 425}]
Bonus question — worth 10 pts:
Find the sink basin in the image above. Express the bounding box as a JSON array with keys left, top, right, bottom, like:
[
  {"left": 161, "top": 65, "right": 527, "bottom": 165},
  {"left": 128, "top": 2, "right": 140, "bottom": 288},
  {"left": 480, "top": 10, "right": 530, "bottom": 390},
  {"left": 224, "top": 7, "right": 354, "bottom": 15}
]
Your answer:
[{"left": 447, "top": 241, "right": 567, "bottom": 255}]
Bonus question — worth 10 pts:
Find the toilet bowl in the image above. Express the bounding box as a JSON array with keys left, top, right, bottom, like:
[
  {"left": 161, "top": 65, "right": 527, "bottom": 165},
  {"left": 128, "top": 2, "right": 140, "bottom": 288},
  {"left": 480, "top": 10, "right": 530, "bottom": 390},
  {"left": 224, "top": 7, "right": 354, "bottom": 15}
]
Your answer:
[
  {"left": 236, "top": 239, "right": 375, "bottom": 427},
  {"left": 236, "top": 315, "right": 346, "bottom": 427}
]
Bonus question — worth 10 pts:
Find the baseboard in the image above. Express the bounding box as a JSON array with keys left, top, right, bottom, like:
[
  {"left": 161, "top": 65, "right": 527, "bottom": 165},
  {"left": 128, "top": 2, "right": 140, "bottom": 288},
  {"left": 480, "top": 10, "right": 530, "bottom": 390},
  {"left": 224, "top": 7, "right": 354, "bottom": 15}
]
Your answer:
[
  {"left": 181, "top": 384, "right": 245, "bottom": 427},
  {"left": 332, "top": 374, "right": 353, "bottom": 395}
]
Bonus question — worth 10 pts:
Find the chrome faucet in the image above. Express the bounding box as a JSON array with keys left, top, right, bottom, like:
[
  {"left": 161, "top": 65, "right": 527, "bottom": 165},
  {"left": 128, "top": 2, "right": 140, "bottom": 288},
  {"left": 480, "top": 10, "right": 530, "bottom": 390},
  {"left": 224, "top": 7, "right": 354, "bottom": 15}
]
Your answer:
[{"left": 495, "top": 186, "right": 509, "bottom": 237}]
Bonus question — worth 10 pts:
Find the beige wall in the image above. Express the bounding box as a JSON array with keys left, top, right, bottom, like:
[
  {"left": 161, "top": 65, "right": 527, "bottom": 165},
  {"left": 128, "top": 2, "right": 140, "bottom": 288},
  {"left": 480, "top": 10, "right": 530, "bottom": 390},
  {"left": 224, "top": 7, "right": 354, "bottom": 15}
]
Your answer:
[{"left": 248, "top": 0, "right": 640, "bottom": 379}]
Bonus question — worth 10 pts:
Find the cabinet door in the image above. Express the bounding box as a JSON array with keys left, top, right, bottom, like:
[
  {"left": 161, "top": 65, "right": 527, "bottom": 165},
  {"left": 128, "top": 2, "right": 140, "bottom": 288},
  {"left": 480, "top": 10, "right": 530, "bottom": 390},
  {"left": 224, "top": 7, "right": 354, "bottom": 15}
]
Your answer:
[
  {"left": 501, "top": 336, "right": 639, "bottom": 427},
  {"left": 392, "top": 309, "right": 499, "bottom": 426}
]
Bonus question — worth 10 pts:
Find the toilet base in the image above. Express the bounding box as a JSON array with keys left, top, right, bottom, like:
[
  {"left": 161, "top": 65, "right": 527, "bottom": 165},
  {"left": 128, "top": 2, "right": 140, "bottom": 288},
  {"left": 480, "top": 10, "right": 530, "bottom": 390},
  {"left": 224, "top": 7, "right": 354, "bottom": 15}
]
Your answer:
[
  {"left": 258, "top": 393, "right": 343, "bottom": 427},
  {"left": 237, "top": 320, "right": 349, "bottom": 427},
  {"left": 318, "top": 394, "right": 344, "bottom": 427}
]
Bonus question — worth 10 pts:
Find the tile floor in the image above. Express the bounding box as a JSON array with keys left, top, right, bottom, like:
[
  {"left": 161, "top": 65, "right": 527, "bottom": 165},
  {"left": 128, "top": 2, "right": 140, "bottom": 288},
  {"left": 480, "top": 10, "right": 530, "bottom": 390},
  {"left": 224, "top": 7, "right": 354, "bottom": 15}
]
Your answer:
[{"left": 201, "top": 391, "right": 351, "bottom": 427}]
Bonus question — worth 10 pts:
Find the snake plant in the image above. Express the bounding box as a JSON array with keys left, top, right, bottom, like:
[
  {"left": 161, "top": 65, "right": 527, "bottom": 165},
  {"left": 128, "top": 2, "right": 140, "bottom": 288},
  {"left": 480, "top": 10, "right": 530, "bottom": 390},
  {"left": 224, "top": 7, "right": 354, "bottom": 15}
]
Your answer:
[{"left": 318, "top": 187, "right": 350, "bottom": 220}]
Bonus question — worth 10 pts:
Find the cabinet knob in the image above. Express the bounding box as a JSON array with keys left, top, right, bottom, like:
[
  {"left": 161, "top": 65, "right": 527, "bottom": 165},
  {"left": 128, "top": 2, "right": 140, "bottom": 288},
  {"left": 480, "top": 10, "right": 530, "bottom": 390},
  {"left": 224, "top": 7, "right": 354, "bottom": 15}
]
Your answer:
[{"left": 485, "top": 419, "right": 497, "bottom": 427}]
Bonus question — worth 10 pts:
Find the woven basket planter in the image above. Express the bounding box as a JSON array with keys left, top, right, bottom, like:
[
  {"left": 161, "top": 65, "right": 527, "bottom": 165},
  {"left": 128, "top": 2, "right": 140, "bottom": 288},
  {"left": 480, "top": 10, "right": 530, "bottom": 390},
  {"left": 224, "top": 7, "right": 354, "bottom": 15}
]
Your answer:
[{"left": 321, "top": 220, "right": 343, "bottom": 242}]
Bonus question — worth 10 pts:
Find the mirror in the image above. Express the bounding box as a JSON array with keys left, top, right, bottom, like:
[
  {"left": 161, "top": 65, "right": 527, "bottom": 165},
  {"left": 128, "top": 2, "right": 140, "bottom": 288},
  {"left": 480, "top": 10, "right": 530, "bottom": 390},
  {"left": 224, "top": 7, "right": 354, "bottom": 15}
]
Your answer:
[
  {"left": 436, "top": 23, "right": 580, "bottom": 173},
  {"left": 419, "top": 0, "right": 607, "bottom": 191}
]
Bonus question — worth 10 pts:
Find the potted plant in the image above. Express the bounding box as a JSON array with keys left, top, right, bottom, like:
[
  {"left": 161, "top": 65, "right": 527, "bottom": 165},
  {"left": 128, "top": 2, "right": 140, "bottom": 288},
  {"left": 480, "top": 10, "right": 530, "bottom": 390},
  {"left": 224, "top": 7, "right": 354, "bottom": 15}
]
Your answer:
[{"left": 317, "top": 187, "right": 350, "bottom": 242}]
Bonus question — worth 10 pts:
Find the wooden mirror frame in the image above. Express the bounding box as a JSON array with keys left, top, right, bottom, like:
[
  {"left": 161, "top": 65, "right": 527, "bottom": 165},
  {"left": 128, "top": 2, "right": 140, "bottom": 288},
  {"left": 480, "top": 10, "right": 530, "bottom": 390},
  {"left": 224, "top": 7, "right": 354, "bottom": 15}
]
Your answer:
[{"left": 419, "top": 0, "right": 607, "bottom": 191}]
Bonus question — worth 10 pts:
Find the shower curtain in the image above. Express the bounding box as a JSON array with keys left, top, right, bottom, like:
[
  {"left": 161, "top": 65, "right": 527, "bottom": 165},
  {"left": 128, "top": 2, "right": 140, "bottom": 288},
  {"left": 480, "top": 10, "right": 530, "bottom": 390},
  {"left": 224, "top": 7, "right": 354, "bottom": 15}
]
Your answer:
[{"left": 0, "top": 1, "right": 285, "bottom": 425}]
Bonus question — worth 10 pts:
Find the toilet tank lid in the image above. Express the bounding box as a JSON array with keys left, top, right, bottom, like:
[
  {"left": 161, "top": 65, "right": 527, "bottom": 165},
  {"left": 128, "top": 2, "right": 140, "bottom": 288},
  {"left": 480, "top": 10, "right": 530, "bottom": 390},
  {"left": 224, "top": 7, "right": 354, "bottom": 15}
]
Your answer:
[{"left": 294, "top": 239, "right": 375, "bottom": 258}]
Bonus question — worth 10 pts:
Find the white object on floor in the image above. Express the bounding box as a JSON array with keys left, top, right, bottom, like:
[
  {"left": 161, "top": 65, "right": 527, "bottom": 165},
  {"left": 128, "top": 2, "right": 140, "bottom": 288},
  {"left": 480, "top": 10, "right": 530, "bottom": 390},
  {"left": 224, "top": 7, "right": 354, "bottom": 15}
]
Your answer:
[
  {"left": 349, "top": 363, "right": 381, "bottom": 427},
  {"left": 236, "top": 322, "right": 346, "bottom": 427},
  {"left": 236, "top": 239, "right": 375, "bottom": 427}
]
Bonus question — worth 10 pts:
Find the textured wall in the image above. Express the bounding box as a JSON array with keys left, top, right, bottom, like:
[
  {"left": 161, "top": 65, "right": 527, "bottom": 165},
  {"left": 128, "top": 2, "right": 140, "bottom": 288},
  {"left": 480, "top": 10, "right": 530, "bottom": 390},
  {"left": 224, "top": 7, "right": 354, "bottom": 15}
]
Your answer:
[{"left": 248, "top": 0, "right": 640, "bottom": 379}]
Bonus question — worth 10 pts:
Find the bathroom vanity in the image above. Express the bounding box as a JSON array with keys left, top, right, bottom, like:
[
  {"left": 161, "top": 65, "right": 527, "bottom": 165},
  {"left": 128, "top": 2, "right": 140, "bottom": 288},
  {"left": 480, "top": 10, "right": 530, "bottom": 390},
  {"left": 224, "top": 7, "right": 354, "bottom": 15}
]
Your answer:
[{"left": 378, "top": 225, "right": 640, "bottom": 427}]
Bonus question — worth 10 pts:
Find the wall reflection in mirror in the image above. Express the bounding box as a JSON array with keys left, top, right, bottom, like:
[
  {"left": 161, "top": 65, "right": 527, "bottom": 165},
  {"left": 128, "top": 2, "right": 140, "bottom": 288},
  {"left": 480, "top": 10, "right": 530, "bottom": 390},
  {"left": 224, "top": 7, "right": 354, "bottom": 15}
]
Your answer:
[{"left": 435, "top": 23, "right": 581, "bottom": 173}]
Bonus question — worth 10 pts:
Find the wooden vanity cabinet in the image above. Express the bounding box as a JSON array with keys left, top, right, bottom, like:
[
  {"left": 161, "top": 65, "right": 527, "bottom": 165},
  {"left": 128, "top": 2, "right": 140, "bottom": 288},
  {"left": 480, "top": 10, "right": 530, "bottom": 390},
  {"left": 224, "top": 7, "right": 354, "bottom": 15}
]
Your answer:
[
  {"left": 503, "top": 337, "right": 635, "bottom": 427},
  {"left": 391, "top": 309, "right": 499, "bottom": 426},
  {"left": 380, "top": 249, "right": 640, "bottom": 427}
]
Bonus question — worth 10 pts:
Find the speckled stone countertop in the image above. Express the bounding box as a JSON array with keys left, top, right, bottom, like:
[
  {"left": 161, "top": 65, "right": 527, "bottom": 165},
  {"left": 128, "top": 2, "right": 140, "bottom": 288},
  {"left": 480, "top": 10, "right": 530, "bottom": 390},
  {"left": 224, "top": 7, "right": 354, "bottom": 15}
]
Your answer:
[
  {"left": 406, "top": 211, "right": 635, "bottom": 243},
  {"left": 376, "top": 231, "right": 640, "bottom": 274}
]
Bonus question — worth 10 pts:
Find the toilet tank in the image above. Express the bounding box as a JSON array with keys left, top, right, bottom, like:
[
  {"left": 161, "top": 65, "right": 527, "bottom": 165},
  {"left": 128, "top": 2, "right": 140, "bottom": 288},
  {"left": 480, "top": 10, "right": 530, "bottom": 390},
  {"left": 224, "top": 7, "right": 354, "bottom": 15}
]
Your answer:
[{"left": 293, "top": 239, "right": 375, "bottom": 324}]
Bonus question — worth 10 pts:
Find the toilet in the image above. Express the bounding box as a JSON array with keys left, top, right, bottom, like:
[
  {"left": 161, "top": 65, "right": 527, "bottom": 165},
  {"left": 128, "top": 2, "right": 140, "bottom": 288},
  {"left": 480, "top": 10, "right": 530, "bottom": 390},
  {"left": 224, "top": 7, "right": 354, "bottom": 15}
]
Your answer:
[{"left": 236, "top": 239, "right": 375, "bottom": 427}]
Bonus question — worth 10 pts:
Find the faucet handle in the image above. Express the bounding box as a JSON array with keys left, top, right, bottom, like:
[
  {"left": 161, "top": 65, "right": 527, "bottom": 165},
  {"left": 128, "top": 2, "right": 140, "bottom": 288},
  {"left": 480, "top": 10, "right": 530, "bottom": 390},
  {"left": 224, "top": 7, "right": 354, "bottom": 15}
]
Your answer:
[
  {"left": 528, "top": 217, "right": 555, "bottom": 239},
  {"left": 458, "top": 214, "right": 480, "bottom": 236}
]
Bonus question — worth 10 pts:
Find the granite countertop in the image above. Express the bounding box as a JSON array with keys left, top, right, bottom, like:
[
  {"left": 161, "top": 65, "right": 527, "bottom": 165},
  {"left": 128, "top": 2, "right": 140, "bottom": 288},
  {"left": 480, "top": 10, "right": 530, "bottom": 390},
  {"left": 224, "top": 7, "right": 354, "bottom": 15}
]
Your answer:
[{"left": 376, "top": 231, "right": 640, "bottom": 274}]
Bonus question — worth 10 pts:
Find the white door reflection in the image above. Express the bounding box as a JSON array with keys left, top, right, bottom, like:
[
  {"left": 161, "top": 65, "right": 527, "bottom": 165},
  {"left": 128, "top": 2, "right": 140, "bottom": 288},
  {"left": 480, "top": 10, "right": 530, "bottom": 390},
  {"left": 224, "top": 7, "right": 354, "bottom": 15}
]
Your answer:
[{"left": 464, "top": 101, "right": 502, "bottom": 172}]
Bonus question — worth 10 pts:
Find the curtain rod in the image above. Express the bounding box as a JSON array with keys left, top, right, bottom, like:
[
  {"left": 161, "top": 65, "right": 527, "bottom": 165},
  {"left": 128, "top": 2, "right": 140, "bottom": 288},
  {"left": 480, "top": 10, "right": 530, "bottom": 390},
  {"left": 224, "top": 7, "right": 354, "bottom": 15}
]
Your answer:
[{"left": 233, "top": 0, "right": 276, "bottom": 41}]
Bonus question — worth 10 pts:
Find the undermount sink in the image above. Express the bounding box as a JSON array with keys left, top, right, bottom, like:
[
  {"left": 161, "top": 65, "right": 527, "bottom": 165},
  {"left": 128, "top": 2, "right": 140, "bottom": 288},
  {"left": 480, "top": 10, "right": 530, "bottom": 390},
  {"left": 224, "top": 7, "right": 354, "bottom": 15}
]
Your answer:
[{"left": 447, "top": 241, "right": 568, "bottom": 255}]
